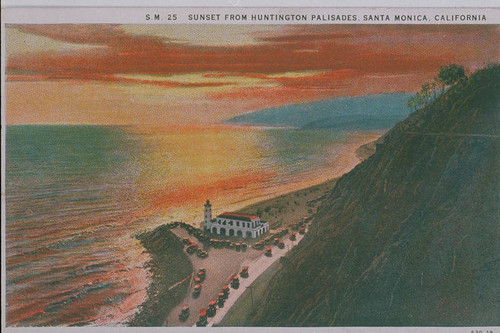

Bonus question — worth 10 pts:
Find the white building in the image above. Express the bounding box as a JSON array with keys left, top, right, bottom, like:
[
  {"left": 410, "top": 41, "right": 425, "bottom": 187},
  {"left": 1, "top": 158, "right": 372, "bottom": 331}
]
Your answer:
[{"left": 203, "top": 200, "right": 269, "bottom": 238}]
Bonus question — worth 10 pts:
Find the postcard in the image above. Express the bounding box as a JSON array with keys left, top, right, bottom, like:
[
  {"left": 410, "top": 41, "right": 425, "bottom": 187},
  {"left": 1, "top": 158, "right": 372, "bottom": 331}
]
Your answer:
[{"left": 1, "top": 2, "right": 499, "bottom": 332}]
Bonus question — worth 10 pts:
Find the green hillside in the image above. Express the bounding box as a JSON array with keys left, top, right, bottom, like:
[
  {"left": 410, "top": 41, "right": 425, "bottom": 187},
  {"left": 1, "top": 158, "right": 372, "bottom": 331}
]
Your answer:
[{"left": 248, "top": 64, "right": 499, "bottom": 326}]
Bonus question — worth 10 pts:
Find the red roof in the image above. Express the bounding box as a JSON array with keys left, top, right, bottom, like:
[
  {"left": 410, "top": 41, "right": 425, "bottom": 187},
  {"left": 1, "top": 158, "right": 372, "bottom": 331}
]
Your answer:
[{"left": 217, "top": 212, "right": 259, "bottom": 221}]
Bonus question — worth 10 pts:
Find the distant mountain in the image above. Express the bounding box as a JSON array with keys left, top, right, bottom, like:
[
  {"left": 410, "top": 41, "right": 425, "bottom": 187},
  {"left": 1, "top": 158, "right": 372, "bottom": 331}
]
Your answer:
[
  {"left": 248, "top": 65, "right": 500, "bottom": 326},
  {"left": 225, "top": 93, "right": 413, "bottom": 130}
]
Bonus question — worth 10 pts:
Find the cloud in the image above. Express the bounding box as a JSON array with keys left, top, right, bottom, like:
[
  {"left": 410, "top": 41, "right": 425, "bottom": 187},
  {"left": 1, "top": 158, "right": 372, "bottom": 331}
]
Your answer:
[
  {"left": 5, "top": 24, "right": 499, "bottom": 125},
  {"left": 121, "top": 25, "right": 274, "bottom": 46},
  {"left": 9, "top": 24, "right": 498, "bottom": 79},
  {"left": 5, "top": 27, "right": 106, "bottom": 55}
]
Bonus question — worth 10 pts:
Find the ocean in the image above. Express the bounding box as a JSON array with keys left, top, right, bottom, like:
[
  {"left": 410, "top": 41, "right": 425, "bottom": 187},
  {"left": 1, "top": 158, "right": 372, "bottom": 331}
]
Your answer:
[{"left": 5, "top": 124, "right": 367, "bottom": 326}]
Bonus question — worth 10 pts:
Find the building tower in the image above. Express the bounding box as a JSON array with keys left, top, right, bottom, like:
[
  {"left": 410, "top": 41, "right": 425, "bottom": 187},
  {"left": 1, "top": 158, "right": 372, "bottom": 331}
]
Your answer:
[{"left": 204, "top": 199, "right": 212, "bottom": 225}]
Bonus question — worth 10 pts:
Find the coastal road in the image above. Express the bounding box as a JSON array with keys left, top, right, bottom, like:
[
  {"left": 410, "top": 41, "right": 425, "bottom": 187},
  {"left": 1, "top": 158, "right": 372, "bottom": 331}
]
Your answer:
[
  {"left": 206, "top": 229, "right": 307, "bottom": 327},
  {"left": 405, "top": 131, "right": 499, "bottom": 138}
]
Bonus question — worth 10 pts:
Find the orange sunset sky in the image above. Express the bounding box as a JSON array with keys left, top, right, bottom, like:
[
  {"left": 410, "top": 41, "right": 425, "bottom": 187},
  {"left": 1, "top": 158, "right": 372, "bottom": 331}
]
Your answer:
[{"left": 5, "top": 24, "right": 499, "bottom": 125}]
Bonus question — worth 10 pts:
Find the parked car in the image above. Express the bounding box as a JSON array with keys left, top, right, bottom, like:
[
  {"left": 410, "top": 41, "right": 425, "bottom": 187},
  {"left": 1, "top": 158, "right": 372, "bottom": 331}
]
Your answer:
[
  {"left": 252, "top": 242, "right": 264, "bottom": 250},
  {"left": 196, "top": 309, "right": 207, "bottom": 327},
  {"left": 240, "top": 266, "right": 249, "bottom": 278},
  {"left": 179, "top": 305, "right": 189, "bottom": 322},
  {"left": 217, "top": 293, "right": 225, "bottom": 307},
  {"left": 197, "top": 268, "right": 206, "bottom": 280},
  {"left": 187, "top": 243, "right": 198, "bottom": 254},
  {"left": 197, "top": 250, "right": 208, "bottom": 258},
  {"left": 230, "top": 275, "right": 240, "bottom": 289},
  {"left": 207, "top": 300, "right": 217, "bottom": 317},
  {"left": 193, "top": 284, "right": 202, "bottom": 297},
  {"left": 221, "top": 285, "right": 230, "bottom": 299}
]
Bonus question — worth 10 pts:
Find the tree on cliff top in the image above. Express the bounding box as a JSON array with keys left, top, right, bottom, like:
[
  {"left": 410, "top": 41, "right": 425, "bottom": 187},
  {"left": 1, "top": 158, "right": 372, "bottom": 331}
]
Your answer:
[
  {"left": 438, "top": 64, "right": 466, "bottom": 86},
  {"left": 408, "top": 64, "right": 467, "bottom": 112}
]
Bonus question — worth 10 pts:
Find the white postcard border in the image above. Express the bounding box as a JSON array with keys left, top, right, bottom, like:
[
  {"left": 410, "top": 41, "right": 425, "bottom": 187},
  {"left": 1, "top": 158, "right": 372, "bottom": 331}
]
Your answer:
[
  {"left": 2, "top": 7, "right": 500, "bottom": 24},
  {"left": 1, "top": 3, "right": 499, "bottom": 333}
]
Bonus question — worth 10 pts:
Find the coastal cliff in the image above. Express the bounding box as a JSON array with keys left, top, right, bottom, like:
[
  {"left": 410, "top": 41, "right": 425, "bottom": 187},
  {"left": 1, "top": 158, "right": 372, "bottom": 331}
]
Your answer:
[{"left": 248, "top": 65, "right": 500, "bottom": 326}]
